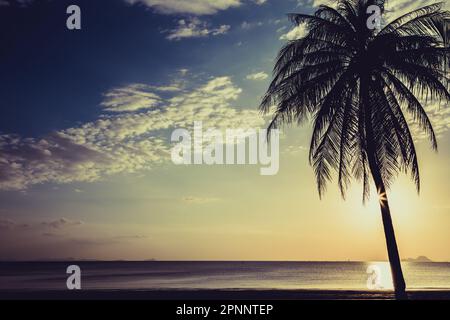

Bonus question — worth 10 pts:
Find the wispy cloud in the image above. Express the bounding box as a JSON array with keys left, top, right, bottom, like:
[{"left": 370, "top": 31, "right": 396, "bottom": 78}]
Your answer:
[
  {"left": 241, "top": 20, "right": 264, "bottom": 30},
  {"left": 0, "top": 76, "right": 264, "bottom": 191},
  {"left": 0, "top": 0, "right": 34, "bottom": 7},
  {"left": 282, "top": 0, "right": 449, "bottom": 41},
  {"left": 101, "top": 84, "right": 162, "bottom": 112},
  {"left": 279, "top": 24, "right": 307, "bottom": 40},
  {"left": 299, "top": 0, "right": 450, "bottom": 22},
  {"left": 124, "top": 0, "right": 268, "bottom": 15},
  {"left": 276, "top": 26, "right": 287, "bottom": 33},
  {"left": 3, "top": 0, "right": 267, "bottom": 13},
  {"left": 68, "top": 235, "right": 148, "bottom": 246},
  {"left": 410, "top": 100, "right": 450, "bottom": 143},
  {"left": 0, "top": 217, "right": 83, "bottom": 231},
  {"left": 282, "top": 145, "right": 308, "bottom": 155},
  {"left": 125, "top": 0, "right": 242, "bottom": 15},
  {"left": 246, "top": 71, "right": 269, "bottom": 81},
  {"left": 41, "top": 218, "right": 84, "bottom": 229},
  {"left": 384, "top": 0, "right": 450, "bottom": 22},
  {"left": 182, "top": 196, "right": 220, "bottom": 204},
  {"left": 165, "top": 18, "right": 230, "bottom": 41},
  {"left": 0, "top": 218, "right": 16, "bottom": 230}
]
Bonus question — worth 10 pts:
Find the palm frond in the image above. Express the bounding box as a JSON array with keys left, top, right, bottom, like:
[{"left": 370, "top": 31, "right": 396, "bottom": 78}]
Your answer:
[{"left": 260, "top": 0, "right": 449, "bottom": 200}]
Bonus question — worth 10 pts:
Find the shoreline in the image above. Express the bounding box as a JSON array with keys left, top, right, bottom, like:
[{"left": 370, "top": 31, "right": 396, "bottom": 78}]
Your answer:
[{"left": 1, "top": 289, "right": 450, "bottom": 300}]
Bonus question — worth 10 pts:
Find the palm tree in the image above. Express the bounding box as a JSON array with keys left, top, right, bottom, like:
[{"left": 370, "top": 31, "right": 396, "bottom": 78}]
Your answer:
[{"left": 260, "top": 0, "right": 449, "bottom": 299}]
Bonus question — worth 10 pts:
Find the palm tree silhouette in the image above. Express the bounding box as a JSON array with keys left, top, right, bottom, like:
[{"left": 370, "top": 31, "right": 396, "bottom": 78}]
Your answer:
[{"left": 261, "top": 0, "right": 449, "bottom": 299}]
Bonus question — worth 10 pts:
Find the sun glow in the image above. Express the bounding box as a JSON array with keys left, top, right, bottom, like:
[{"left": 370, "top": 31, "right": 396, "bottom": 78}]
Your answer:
[
  {"left": 378, "top": 189, "right": 387, "bottom": 206},
  {"left": 366, "top": 261, "right": 394, "bottom": 290}
]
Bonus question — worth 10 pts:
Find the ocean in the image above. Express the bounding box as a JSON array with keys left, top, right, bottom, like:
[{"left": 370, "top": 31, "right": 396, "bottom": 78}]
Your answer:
[{"left": 1, "top": 261, "right": 450, "bottom": 291}]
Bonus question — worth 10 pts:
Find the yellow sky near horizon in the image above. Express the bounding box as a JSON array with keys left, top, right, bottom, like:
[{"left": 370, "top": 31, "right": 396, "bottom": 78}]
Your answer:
[{"left": 1, "top": 129, "right": 449, "bottom": 262}]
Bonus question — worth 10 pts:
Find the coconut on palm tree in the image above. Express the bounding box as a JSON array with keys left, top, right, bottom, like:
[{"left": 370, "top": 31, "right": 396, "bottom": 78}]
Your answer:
[{"left": 260, "top": 0, "right": 450, "bottom": 298}]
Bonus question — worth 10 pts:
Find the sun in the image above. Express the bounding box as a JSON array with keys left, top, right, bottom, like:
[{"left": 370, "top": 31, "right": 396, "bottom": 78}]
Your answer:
[{"left": 378, "top": 189, "right": 387, "bottom": 206}]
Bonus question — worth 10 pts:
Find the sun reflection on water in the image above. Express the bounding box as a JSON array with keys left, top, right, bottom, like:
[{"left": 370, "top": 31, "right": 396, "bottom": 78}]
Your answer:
[{"left": 366, "top": 261, "right": 394, "bottom": 290}]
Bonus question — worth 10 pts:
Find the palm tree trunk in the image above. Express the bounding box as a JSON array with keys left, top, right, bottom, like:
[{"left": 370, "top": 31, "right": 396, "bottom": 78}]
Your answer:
[
  {"left": 360, "top": 75, "right": 407, "bottom": 299},
  {"left": 368, "top": 161, "right": 408, "bottom": 299}
]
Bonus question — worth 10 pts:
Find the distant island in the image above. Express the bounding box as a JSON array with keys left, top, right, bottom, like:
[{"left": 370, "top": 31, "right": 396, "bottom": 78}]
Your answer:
[{"left": 403, "top": 256, "right": 433, "bottom": 262}]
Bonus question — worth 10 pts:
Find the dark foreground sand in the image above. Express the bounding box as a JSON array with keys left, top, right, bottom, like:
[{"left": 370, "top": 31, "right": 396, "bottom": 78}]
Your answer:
[{"left": 1, "top": 289, "right": 450, "bottom": 300}]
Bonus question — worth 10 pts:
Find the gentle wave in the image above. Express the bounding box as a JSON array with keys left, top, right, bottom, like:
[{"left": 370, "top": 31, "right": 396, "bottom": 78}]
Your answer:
[{"left": 1, "top": 261, "right": 449, "bottom": 291}]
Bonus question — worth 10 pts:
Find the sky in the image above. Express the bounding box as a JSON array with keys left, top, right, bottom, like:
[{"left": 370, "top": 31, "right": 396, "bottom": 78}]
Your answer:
[{"left": 0, "top": 0, "right": 449, "bottom": 261}]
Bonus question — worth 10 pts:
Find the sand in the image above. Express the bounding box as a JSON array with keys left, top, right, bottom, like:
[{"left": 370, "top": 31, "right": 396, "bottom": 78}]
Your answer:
[{"left": 1, "top": 289, "right": 449, "bottom": 300}]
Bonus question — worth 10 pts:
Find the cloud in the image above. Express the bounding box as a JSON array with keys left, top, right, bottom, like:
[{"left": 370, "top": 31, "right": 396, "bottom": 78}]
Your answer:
[
  {"left": 165, "top": 18, "right": 230, "bottom": 41},
  {"left": 300, "top": 0, "right": 450, "bottom": 23},
  {"left": 384, "top": 0, "right": 450, "bottom": 22},
  {"left": 0, "top": 216, "right": 154, "bottom": 260},
  {"left": 409, "top": 100, "right": 450, "bottom": 143},
  {"left": 276, "top": 26, "right": 287, "bottom": 33},
  {"left": 68, "top": 237, "right": 119, "bottom": 246},
  {"left": 241, "top": 21, "right": 264, "bottom": 30},
  {"left": 68, "top": 234, "right": 150, "bottom": 246},
  {"left": 0, "top": 217, "right": 83, "bottom": 231},
  {"left": 41, "top": 218, "right": 84, "bottom": 229},
  {"left": 101, "top": 84, "right": 162, "bottom": 112},
  {"left": 123, "top": 0, "right": 269, "bottom": 15},
  {"left": 182, "top": 196, "right": 220, "bottom": 204},
  {"left": 246, "top": 71, "right": 269, "bottom": 81},
  {"left": 0, "top": 133, "right": 109, "bottom": 190},
  {"left": 0, "top": 218, "right": 16, "bottom": 230},
  {"left": 113, "top": 235, "right": 150, "bottom": 240},
  {"left": 41, "top": 232, "right": 63, "bottom": 237},
  {"left": 0, "top": 76, "right": 264, "bottom": 191},
  {"left": 0, "top": 0, "right": 33, "bottom": 7},
  {"left": 310, "top": 0, "right": 333, "bottom": 7},
  {"left": 283, "top": 145, "right": 308, "bottom": 155},
  {"left": 125, "top": 0, "right": 242, "bottom": 15},
  {"left": 2, "top": 0, "right": 264, "bottom": 13},
  {"left": 280, "top": 24, "right": 307, "bottom": 40}
]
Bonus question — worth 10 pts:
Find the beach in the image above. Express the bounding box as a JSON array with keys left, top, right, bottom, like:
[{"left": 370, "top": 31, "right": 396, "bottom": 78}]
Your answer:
[{"left": 1, "top": 289, "right": 450, "bottom": 300}]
